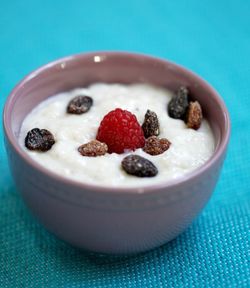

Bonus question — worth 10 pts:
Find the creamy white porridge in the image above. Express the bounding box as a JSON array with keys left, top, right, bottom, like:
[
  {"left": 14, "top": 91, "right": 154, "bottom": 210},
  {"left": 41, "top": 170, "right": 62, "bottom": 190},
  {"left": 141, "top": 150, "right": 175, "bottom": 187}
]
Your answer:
[{"left": 19, "top": 83, "right": 215, "bottom": 187}]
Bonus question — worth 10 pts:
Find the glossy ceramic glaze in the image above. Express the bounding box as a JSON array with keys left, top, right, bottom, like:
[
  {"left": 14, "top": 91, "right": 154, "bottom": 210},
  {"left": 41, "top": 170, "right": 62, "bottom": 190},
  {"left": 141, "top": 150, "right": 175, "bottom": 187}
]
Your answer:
[{"left": 3, "top": 52, "right": 230, "bottom": 254}]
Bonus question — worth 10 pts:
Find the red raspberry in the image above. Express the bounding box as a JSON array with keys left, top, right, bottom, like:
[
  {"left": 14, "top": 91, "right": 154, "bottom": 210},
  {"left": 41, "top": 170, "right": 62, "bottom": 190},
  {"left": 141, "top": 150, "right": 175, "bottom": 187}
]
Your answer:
[{"left": 96, "top": 108, "right": 145, "bottom": 154}]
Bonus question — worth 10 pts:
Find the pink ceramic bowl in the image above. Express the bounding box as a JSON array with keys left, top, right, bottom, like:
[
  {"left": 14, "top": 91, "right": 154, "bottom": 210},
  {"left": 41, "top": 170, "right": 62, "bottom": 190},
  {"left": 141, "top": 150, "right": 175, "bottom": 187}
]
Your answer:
[{"left": 3, "top": 52, "right": 230, "bottom": 254}]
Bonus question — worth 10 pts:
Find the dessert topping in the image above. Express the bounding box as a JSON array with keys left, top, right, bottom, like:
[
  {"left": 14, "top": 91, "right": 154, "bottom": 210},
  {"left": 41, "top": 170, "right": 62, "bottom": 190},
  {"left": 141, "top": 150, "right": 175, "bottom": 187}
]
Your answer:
[
  {"left": 96, "top": 108, "right": 145, "bottom": 154},
  {"left": 25, "top": 128, "right": 55, "bottom": 151},
  {"left": 142, "top": 110, "right": 160, "bottom": 138},
  {"left": 78, "top": 140, "right": 108, "bottom": 157},
  {"left": 121, "top": 155, "right": 158, "bottom": 177},
  {"left": 143, "top": 136, "right": 171, "bottom": 155},
  {"left": 168, "top": 86, "right": 189, "bottom": 119},
  {"left": 186, "top": 101, "right": 203, "bottom": 130},
  {"left": 67, "top": 95, "right": 93, "bottom": 114}
]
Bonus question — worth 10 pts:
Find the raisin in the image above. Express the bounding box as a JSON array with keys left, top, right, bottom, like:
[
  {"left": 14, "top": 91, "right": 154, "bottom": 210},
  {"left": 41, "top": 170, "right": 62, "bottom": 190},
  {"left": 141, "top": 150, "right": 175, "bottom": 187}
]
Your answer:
[
  {"left": 25, "top": 128, "right": 55, "bottom": 151},
  {"left": 168, "top": 86, "right": 189, "bottom": 119},
  {"left": 186, "top": 101, "right": 203, "bottom": 130},
  {"left": 142, "top": 110, "right": 160, "bottom": 138},
  {"left": 143, "top": 136, "right": 171, "bottom": 156},
  {"left": 67, "top": 95, "right": 93, "bottom": 114},
  {"left": 121, "top": 155, "right": 158, "bottom": 177},
  {"left": 78, "top": 140, "right": 108, "bottom": 157}
]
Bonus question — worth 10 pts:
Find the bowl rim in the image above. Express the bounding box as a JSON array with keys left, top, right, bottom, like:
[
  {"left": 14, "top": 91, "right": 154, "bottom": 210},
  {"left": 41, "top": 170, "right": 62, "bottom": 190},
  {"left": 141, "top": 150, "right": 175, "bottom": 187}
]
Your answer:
[{"left": 3, "top": 51, "right": 231, "bottom": 195}]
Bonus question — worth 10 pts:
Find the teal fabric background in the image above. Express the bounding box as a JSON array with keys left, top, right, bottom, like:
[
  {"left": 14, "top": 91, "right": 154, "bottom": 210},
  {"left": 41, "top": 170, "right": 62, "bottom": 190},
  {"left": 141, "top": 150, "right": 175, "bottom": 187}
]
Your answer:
[{"left": 0, "top": 0, "right": 249, "bottom": 287}]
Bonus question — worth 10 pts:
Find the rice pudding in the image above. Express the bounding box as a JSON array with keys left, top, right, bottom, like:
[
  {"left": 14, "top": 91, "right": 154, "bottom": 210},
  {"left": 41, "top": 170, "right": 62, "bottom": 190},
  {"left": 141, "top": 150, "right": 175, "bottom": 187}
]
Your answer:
[{"left": 19, "top": 83, "right": 215, "bottom": 187}]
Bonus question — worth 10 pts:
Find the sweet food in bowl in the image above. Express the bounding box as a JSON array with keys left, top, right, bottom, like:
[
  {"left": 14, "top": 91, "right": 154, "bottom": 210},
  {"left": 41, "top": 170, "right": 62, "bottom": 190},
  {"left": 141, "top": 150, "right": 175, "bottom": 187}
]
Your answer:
[{"left": 3, "top": 52, "right": 230, "bottom": 254}]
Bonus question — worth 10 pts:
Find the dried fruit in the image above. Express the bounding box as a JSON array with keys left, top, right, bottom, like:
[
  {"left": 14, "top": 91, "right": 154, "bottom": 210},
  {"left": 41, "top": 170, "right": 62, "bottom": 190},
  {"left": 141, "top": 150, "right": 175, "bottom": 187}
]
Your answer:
[
  {"left": 67, "top": 95, "right": 93, "bottom": 114},
  {"left": 168, "top": 86, "right": 189, "bottom": 119},
  {"left": 121, "top": 155, "right": 158, "bottom": 177},
  {"left": 186, "top": 101, "right": 203, "bottom": 130},
  {"left": 78, "top": 140, "right": 108, "bottom": 157},
  {"left": 142, "top": 110, "right": 160, "bottom": 138},
  {"left": 25, "top": 128, "right": 55, "bottom": 151},
  {"left": 143, "top": 136, "right": 171, "bottom": 155},
  {"left": 96, "top": 108, "right": 145, "bottom": 154}
]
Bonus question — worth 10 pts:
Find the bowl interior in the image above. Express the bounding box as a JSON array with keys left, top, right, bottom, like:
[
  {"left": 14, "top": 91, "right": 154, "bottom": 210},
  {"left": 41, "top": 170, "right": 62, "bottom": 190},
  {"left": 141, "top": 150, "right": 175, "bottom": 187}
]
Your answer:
[{"left": 5, "top": 52, "right": 228, "bottom": 159}]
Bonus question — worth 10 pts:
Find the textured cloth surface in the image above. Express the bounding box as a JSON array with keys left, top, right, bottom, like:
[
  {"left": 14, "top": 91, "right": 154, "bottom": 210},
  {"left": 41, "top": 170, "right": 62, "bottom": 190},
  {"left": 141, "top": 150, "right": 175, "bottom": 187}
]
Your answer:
[{"left": 0, "top": 0, "right": 249, "bottom": 287}]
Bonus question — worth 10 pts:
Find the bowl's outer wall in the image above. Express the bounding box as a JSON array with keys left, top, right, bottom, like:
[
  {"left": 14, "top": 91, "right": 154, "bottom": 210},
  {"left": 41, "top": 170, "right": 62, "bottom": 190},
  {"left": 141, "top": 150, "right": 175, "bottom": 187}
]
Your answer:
[
  {"left": 4, "top": 52, "right": 230, "bottom": 254},
  {"left": 6, "top": 137, "right": 225, "bottom": 254}
]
